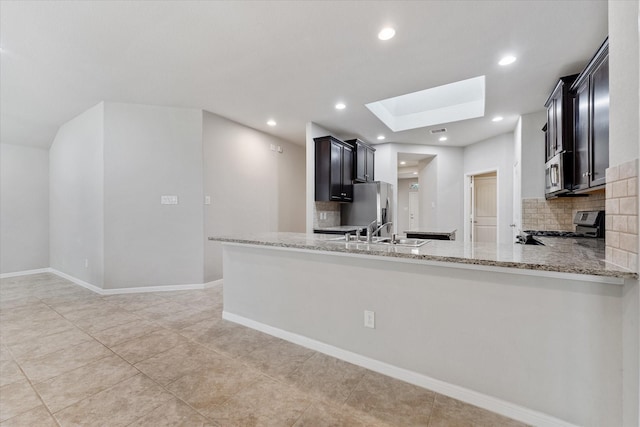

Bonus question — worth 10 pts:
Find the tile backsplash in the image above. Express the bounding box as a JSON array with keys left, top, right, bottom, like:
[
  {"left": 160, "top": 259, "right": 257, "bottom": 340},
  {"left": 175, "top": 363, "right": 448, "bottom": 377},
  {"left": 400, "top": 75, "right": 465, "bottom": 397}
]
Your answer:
[
  {"left": 605, "top": 159, "right": 638, "bottom": 272},
  {"left": 522, "top": 191, "right": 606, "bottom": 231},
  {"left": 313, "top": 201, "right": 341, "bottom": 228}
]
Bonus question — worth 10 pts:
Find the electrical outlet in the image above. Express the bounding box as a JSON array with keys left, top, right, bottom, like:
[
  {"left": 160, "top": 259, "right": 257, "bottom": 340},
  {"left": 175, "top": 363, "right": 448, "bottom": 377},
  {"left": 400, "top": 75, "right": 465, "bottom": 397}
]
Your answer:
[
  {"left": 204, "top": 196, "right": 211, "bottom": 205},
  {"left": 270, "top": 144, "right": 277, "bottom": 151},
  {"left": 364, "top": 310, "right": 375, "bottom": 328}
]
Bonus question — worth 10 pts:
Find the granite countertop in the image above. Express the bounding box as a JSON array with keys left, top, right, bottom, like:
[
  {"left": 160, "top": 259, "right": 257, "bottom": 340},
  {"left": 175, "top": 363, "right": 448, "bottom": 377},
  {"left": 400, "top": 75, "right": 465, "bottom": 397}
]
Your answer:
[{"left": 208, "top": 232, "right": 638, "bottom": 280}]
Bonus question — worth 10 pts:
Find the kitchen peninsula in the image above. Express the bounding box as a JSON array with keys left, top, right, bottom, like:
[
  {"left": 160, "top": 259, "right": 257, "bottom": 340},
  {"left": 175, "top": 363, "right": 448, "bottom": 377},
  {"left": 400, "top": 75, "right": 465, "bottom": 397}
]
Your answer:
[{"left": 209, "top": 232, "right": 636, "bottom": 426}]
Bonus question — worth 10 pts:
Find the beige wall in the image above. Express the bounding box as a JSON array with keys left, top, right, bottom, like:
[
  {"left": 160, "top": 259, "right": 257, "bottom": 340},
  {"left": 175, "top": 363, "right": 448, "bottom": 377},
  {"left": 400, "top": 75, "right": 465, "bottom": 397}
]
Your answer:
[
  {"left": 204, "top": 111, "right": 305, "bottom": 282},
  {"left": 0, "top": 144, "right": 50, "bottom": 274}
]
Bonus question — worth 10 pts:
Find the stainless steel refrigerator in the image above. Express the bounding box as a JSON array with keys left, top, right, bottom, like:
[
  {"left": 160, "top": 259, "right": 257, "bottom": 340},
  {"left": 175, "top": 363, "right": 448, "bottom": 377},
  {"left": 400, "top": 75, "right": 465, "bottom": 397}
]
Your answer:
[{"left": 340, "top": 181, "right": 394, "bottom": 236}]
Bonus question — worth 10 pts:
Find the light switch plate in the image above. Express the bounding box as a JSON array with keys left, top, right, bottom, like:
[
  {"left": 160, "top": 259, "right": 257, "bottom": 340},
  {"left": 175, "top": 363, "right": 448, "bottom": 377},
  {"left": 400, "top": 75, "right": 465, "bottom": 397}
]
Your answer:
[
  {"left": 161, "top": 195, "right": 178, "bottom": 205},
  {"left": 364, "top": 310, "right": 375, "bottom": 329},
  {"left": 204, "top": 196, "right": 211, "bottom": 205}
]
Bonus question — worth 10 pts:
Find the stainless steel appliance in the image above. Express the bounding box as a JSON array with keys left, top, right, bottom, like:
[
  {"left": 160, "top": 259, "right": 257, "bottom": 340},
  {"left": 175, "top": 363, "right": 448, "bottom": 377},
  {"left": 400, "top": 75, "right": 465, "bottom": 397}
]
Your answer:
[
  {"left": 341, "top": 181, "right": 393, "bottom": 237},
  {"left": 517, "top": 210, "right": 605, "bottom": 244},
  {"left": 545, "top": 152, "right": 573, "bottom": 197}
]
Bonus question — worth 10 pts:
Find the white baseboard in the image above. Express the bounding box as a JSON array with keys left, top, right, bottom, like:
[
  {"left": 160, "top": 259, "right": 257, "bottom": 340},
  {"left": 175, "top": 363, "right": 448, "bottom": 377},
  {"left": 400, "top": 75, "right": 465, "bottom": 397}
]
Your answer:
[
  {"left": 204, "top": 279, "right": 223, "bottom": 288},
  {"left": 0, "top": 268, "right": 51, "bottom": 279},
  {"left": 2, "top": 267, "right": 222, "bottom": 295},
  {"left": 223, "top": 311, "right": 578, "bottom": 427}
]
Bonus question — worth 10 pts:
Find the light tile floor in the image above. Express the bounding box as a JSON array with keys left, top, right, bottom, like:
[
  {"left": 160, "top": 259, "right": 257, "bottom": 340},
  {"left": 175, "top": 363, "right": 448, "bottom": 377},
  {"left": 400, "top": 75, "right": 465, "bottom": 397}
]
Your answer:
[{"left": 0, "top": 273, "right": 528, "bottom": 426}]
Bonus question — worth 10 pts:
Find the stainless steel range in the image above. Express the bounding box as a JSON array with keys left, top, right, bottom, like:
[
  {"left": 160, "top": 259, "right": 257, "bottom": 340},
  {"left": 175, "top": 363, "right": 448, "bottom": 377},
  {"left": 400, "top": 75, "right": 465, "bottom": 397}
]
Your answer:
[{"left": 517, "top": 210, "right": 605, "bottom": 245}]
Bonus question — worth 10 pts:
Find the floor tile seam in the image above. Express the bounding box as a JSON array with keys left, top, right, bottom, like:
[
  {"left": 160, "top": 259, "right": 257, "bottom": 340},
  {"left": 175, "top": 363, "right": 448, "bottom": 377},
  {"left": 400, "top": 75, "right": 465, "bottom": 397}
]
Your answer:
[
  {"left": 42, "top": 368, "right": 140, "bottom": 417},
  {"left": 272, "top": 348, "right": 319, "bottom": 382},
  {"left": 85, "top": 319, "right": 166, "bottom": 347},
  {"left": 126, "top": 362, "right": 221, "bottom": 426},
  {"left": 69, "top": 312, "right": 150, "bottom": 336},
  {"left": 12, "top": 328, "right": 105, "bottom": 366},
  {"left": 424, "top": 389, "right": 439, "bottom": 426},
  {"left": 28, "top": 351, "right": 122, "bottom": 391},
  {"left": 2, "top": 350, "right": 62, "bottom": 427},
  {"left": 17, "top": 340, "right": 113, "bottom": 384},
  {"left": 285, "top": 398, "right": 315, "bottom": 427},
  {"left": 59, "top": 305, "right": 143, "bottom": 325},
  {"left": 97, "top": 323, "right": 175, "bottom": 356}
]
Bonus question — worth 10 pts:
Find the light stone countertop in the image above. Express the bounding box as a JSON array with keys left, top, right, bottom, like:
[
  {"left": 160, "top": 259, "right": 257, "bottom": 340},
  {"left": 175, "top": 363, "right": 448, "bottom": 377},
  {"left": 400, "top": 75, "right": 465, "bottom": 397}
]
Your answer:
[{"left": 208, "top": 232, "right": 638, "bottom": 280}]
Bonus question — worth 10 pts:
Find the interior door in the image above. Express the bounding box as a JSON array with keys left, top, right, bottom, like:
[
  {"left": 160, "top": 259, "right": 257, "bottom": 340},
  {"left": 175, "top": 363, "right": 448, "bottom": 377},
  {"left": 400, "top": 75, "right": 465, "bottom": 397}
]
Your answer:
[
  {"left": 409, "top": 191, "right": 419, "bottom": 230},
  {"left": 472, "top": 174, "right": 497, "bottom": 243}
]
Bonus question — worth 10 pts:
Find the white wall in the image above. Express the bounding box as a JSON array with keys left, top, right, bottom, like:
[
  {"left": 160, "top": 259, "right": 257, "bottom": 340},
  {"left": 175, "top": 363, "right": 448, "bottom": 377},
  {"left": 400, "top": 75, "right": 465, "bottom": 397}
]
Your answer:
[
  {"left": 0, "top": 144, "right": 49, "bottom": 274},
  {"left": 397, "top": 178, "right": 418, "bottom": 235},
  {"left": 463, "top": 133, "right": 515, "bottom": 245},
  {"left": 374, "top": 143, "right": 465, "bottom": 236},
  {"left": 609, "top": 2, "right": 640, "bottom": 426},
  {"left": 520, "top": 111, "right": 547, "bottom": 199},
  {"left": 102, "top": 102, "right": 204, "bottom": 289},
  {"left": 205, "top": 112, "right": 305, "bottom": 282},
  {"left": 224, "top": 244, "right": 625, "bottom": 427},
  {"left": 609, "top": 0, "right": 640, "bottom": 166},
  {"left": 49, "top": 102, "right": 104, "bottom": 287}
]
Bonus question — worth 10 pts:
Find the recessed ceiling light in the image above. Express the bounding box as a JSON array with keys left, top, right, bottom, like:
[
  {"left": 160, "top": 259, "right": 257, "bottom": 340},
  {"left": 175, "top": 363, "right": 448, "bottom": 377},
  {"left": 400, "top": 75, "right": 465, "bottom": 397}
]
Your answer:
[
  {"left": 378, "top": 27, "right": 396, "bottom": 41},
  {"left": 498, "top": 55, "right": 517, "bottom": 66},
  {"left": 267, "top": 119, "right": 276, "bottom": 126},
  {"left": 413, "top": 172, "right": 418, "bottom": 175},
  {"left": 377, "top": 135, "right": 385, "bottom": 140},
  {"left": 439, "top": 136, "right": 448, "bottom": 142},
  {"left": 400, "top": 161, "right": 406, "bottom": 165},
  {"left": 335, "top": 102, "right": 346, "bottom": 110},
  {"left": 492, "top": 116, "right": 504, "bottom": 122}
]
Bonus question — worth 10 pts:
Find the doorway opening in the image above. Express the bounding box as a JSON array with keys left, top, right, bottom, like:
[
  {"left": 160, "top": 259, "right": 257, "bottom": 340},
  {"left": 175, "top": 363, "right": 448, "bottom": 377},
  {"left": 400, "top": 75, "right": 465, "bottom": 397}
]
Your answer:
[
  {"left": 397, "top": 153, "right": 434, "bottom": 236},
  {"left": 469, "top": 171, "right": 497, "bottom": 243}
]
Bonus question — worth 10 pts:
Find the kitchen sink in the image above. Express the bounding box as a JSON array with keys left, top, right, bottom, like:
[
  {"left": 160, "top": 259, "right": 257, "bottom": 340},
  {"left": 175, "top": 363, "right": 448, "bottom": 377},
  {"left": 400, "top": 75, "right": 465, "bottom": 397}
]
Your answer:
[{"left": 374, "top": 238, "right": 429, "bottom": 247}]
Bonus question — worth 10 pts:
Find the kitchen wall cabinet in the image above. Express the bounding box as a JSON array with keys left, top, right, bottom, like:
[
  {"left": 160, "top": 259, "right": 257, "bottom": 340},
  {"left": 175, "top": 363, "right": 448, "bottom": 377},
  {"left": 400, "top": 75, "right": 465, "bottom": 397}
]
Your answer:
[
  {"left": 544, "top": 74, "right": 578, "bottom": 161},
  {"left": 571, "top": 38, "right": 609, "bottom": 191},
  {"left": 314, "top": 136, "right": 353, "bottom": 202},
  {"left": 345, "top": 138, "right": 375, "bottom": 182}
]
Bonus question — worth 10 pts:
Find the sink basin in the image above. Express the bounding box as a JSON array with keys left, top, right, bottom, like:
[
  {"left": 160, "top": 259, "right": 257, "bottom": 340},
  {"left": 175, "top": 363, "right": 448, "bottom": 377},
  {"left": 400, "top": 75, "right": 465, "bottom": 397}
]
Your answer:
[{"left": 374, "top": 238, "right": 429, "bottom": 247}]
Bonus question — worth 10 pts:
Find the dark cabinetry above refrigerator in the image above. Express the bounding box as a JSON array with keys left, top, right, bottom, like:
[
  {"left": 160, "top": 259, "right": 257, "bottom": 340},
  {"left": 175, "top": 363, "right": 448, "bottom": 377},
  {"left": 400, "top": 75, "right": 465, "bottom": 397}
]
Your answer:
[{"left": 314, "top": 136, "right": 354, "bottom": 202}]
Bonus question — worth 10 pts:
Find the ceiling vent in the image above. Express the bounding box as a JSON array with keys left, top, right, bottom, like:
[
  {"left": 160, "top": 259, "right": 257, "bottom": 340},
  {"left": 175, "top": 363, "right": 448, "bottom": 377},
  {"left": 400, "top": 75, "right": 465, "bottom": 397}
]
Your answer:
[{"left": 430, "top": 128, "right": 447, "bottom": 134}]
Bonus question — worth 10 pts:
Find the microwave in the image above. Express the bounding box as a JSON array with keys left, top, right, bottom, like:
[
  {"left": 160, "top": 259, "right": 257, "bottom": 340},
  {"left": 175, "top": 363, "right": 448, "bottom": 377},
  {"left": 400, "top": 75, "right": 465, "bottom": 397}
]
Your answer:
[{"left": 545, "top": 152, "right": 573, "bottom": 197}]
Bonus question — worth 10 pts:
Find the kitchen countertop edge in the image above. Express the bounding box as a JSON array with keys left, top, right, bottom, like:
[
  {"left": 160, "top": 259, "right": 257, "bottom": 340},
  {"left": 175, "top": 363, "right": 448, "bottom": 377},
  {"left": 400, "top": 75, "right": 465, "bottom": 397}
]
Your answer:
[{"left": 208, "top": 234, "right": 638, "bottom": 281}]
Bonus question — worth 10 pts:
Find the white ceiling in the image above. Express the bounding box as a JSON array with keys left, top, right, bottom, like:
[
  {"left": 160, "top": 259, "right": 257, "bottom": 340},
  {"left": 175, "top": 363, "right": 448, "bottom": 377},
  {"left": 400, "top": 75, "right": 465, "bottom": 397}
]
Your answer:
[{"left": 0, "top": 1, "right": 608, "bottom": 149}]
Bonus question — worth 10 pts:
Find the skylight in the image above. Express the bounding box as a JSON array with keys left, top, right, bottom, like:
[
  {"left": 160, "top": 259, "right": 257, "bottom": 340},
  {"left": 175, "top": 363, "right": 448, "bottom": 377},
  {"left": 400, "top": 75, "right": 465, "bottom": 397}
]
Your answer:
[{"left": 365, "top": 76, "right": 486, "bottom": 132}]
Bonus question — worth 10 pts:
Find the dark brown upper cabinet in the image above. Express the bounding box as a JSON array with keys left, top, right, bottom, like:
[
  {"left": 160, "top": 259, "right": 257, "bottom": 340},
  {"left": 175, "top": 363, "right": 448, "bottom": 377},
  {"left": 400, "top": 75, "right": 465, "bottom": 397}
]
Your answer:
[
  {"left": 544, "top": 74, "right": 578, "bottom": 161},
  {"left": 314, "top": 136, "right": 354, "bottom": 202},
  {"left": 571, "top": 37, "right": 609, "bottom": 191},
  {"left": 345, "top": 139, "right": 375, "bottom": 183}
]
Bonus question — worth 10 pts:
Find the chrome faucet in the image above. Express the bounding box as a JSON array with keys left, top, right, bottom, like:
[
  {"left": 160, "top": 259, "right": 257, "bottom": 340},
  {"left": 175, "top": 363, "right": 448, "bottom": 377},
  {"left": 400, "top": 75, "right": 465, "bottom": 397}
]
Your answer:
[{"left": 367, "top": 221, "right": 393, "bottom": 242}]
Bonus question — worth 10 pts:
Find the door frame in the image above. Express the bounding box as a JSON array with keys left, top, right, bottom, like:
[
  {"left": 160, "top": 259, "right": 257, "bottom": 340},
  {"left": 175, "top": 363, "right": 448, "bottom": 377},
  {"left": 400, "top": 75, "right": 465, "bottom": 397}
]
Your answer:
[{"left": 464, "top": 168, "right": 499, "bottom": 243}]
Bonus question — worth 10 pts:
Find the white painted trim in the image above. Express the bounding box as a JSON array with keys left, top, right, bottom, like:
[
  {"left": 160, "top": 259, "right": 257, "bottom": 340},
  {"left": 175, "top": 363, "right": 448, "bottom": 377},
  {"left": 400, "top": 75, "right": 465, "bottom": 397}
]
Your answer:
[
  {"left": 99, "top": 283, "right": 205, "bottom": 295},
  {"left": 221, "top": 242, "right": 627, "bottom": 285},
  {"left": 49, "top": 269, "right": 105, "bottom": 294},
  {"left": 0, "top": 268, "right": 51, "bottom": 279},
  {"left": 223, "top": 310, "right": 578, "bottom": 427},
  {"left": 204, "top": 279, "right": 223, "bottom": 288},
  {"left": 47, "top": 269, "right": 214, "bottom": 295}
]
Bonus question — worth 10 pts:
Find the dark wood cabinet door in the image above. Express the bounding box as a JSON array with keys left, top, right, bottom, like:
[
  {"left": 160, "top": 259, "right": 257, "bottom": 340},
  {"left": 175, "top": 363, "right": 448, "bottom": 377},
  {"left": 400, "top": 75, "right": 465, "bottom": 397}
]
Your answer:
[
  {"left": 355, "top": 143, "right": 367, "bottom": 182},
  {"left": 590, "top": 55, "right": 609, "bottom": 188},
  {"left": 546, "top": 103, "right": 555, "bottom": 161},
  {"left": 554, "top": 96, "right": 564, "bottom": 154},
  {"left": 573, "top": 79, "right": 589, "bottom": 190},
  {"left": 329, "top": 140, "right": 343, "bottom": 200},
  {"left": 342, "top": 144, "right": 354, "bottom": 201},
  {"left": 365, "top": 147, "right": 375, "bottom": 181}
]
